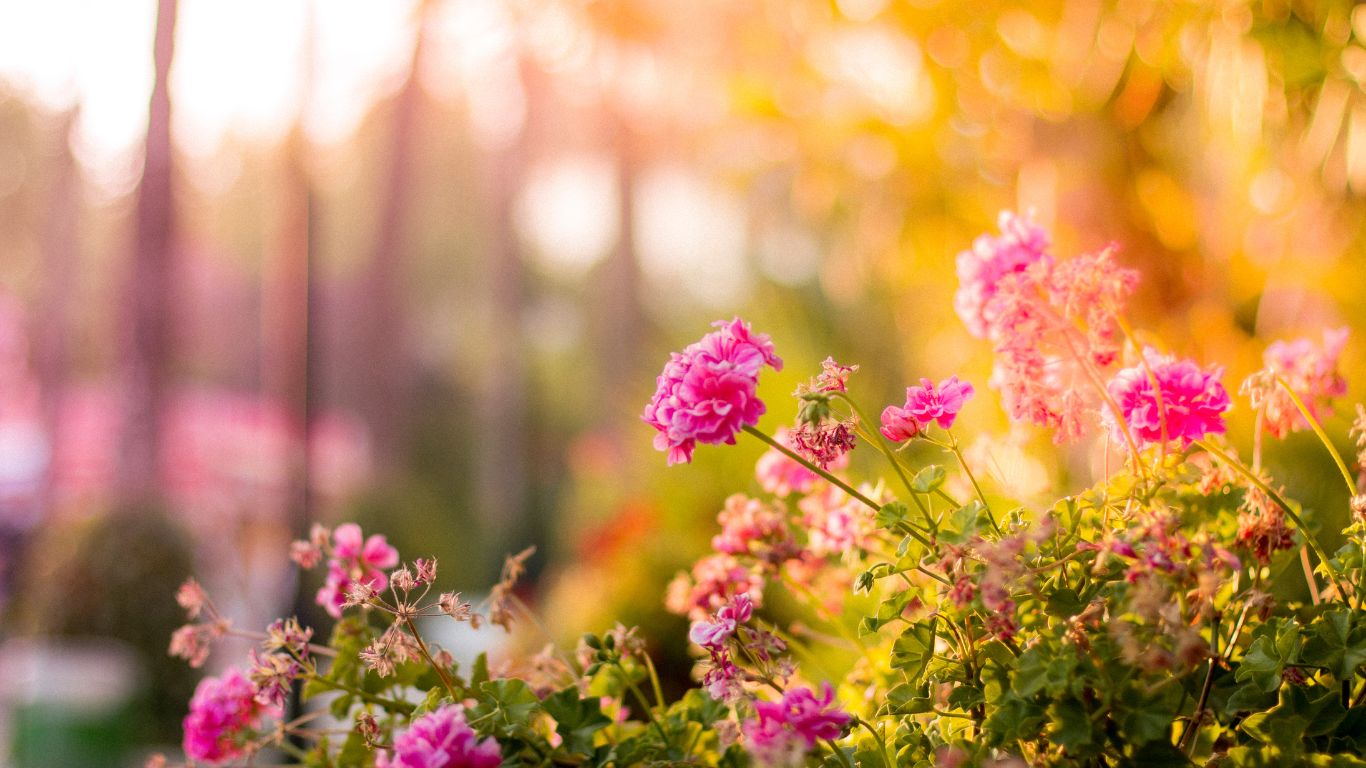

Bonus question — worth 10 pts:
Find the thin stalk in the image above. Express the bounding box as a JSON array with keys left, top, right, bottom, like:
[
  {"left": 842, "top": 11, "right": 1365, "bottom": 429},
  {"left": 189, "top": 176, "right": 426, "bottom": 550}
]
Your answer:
[
  {"left": 1178, "top": 614, "right": 1219, "bottom": 752},
  {"left": 743, "top": 425, "right": 881, "bottom": 511},
  {"left": 618, "top": 664, "right": 672, "bottom": 748},
  {"left": 825, "top": 737, "right": 856, "bottom": 768},
  {"left": 1274, "top": 374, "right": 1358, "bottom": 497},
  {"left": 946, "top": 428, "right": 1000, "bottom": 535},
  {"left": 1197, "top": 439, "right": 1353, "bottom": 608},
  {"left": 404, "top": 615, "right": 459, "bottom": 700}
]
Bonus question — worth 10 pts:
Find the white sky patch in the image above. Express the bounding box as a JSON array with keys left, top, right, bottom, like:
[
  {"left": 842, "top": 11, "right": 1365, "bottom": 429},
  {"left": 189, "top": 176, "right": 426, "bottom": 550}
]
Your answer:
[
  {"left": 0, "top": 0, "right": 417, "bottom": 174},
  {"left": 635, "top": 165, "right": 751, "bottom": 309},
  {"left": 515, "top": 153, "right": 620, "bottom": 279}
]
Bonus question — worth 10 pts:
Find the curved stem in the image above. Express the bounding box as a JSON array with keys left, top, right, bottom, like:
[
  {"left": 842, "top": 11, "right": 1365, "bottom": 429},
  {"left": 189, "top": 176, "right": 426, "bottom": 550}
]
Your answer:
[
  {"left": 1197, "top": 439, "right": 1353, "bottom": 608},
  {"left": 1274, "top": 374, "right": 1357, "bottom": 497},
  {"left": 743, "top": 425, "right": 880, "bottom": 511}
]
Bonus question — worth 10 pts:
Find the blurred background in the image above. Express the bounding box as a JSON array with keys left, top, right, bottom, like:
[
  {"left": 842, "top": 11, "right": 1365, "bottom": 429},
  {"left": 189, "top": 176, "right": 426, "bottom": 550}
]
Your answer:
[{"left": 0, "top": 0, "right": 1364, "bottom": 764}]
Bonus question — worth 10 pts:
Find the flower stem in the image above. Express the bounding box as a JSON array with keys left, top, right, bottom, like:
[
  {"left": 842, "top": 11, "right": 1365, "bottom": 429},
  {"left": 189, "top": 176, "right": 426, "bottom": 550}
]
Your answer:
[
  {"left": 1197, "top": 439, "right": 1354, "bottom": 608},
  {"left": 742, "top": 425, "right": 881, "bottom": 511},
  {"left": 404, "top": 615, "right": 459, "bottom": 700},
  {"left": 1274, "top": 374, "right": 1358, "bottom": 497}
]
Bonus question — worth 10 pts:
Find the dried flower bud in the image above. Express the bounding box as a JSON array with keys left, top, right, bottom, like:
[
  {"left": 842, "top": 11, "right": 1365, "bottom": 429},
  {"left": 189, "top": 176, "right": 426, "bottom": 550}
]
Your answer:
[
  {"left": 344, "top": 582, "right": 376, "bottom": 607},
  {"left": 356, "top": 712, "right": 381, "bottom": 745},
  {"left": 439, "top": 592, "right": 473, "bottom": 621},
  {"left": 391, "top": 567, "right": 417, "bottom": 593},
  {"left": 176, "top": 578, "right": 207, "bottom": 619},
  {"left": 414, "top": 558, "right": 437, "bottom": 585}
]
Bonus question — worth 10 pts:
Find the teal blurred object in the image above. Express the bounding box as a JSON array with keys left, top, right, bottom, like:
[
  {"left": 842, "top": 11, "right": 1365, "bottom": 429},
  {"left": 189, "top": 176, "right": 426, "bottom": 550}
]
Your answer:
[{"left": 2, "top": 639, "right": 142, "bottom": 768}]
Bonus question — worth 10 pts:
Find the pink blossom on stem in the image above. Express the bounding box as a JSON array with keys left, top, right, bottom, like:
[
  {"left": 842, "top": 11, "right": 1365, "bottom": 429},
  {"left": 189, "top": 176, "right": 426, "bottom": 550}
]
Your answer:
[
  {"left": 644, "top": 318, "right": 782, "bottom": 465},
  {"left": 182, "top": 667, "right": 279, "bottom": 765},
  {"left": 688, "top": 594, "right": 753, "bottom": 650},
  {"left": 375, "top": 705, "right": 502, "bottom": 768},
  {"left": 881, "top": 376, "right": 975, "bottom": 440},
  {"left": 711, "top": 494, "right": 799, "bottom": 563},
  {"left": 742, "top": 683, "right": 850, "bottom": 766},
  {"left": 1105, "top": 349, "right": 1231, "bottom": 447},
  {"left": 315, "top": 523, "right": 400, "bottom": 618}
]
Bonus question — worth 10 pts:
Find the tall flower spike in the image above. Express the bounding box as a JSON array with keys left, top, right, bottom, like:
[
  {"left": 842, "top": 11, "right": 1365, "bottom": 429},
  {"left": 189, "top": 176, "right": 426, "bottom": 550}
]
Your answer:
[{"left": 644, "top": 318, "right": 782, "bottom": 465}]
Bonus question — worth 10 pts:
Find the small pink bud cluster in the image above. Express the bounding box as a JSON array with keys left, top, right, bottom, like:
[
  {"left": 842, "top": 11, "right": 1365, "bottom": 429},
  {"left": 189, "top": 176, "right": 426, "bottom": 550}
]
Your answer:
[
  {"left": 711, "top": 494, "right": 800, "bottom": 565},
  {"left": 1243, "top": 328, "right": 1349, "bottom": 439},
  {"left": 879, "top": 376, "right": 975, "bottom": 442},
  {"left": 644, "top": 318, "right": 782, "bottom": 465},
  {"left": 375, "top": 705, "right": 502, "bottom": 768},
  {"left": 741, "top": 683, "right": 850, "bottom": 767}
]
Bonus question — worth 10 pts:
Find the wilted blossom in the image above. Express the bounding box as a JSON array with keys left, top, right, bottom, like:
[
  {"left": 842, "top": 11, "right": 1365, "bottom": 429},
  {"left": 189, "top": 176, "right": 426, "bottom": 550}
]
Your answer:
[
  {"left": 711, "top": 494, "right": 799, "bottom": 563},
  {"left": 316, "top": 523, "right": 400, "bottom": 618},
  {"left": 790, "top": 419, "right": 857, "bottom": 468},
  {"left": 1106, "top": 349, "right": 1231, "bottom": 447},
  {"left": 755, "top": 427, "right": 842, "bottom": 497},
  {"left": 742, "top": 683, "right": 850, "bottom": 767},
  {"left": 182, "top": 667, "right": 279, "bottom": 765},
  {"left": 955, "top": 210, "right": 1052, "bottom": 339},
  {"left": 1244, "top": 328, "right": 1349, "bottom": 438},
  {"left": 794, "top": 357, "right": 859, "bottom": 395},
  {"left": 644, "top": 317, "right": 783, "bottom": 465},
  {"left": 689, "top": 594, "right": 754, "bottom": 650},
  {"left": 375, "top": 705, "right": 502, "bottom": 768},
  {"left": 881, "top": 376, "right": 975, "bottom": 440}
]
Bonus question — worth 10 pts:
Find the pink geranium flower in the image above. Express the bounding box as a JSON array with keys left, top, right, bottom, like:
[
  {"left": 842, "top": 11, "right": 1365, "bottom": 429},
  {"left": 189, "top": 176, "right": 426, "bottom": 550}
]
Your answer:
[
  {"left": 1106, "top": 349, "right": 1231, "bottom": 447},
  {"left": 644, "top": 318, "right": 782, "bottom": 465},
  {"left": 376, "top": 705, "right": 501, "bottom": 768},
  {"left": 742, "top": 683, "right": 850, "bottom": 766},
  {"left": 315, "top": 523, "right": 400, "bottom": 618},
  {"left": 182, "top": 667, "right": 279, "bottom": 765},
  {"left": 688, "top": 594, "right": 754, "bottom": 650},
  {"left": 880, "top": 376, "right": 975, "bottom": 440}
]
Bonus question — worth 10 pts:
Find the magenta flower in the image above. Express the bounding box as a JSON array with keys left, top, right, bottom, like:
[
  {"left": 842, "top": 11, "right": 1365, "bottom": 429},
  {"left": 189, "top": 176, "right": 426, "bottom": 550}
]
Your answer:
[
  {"left": 742, "top": 683, "right": 850, "bottom": 766},
  {"left": 1106, "top": 349, "right": 1231, "bottom": 447},
  {"left": 688, "top": 594, "right": 754, "bottom": 650},
  {"left": 880, "top": 376, "right": 975, "bottom": 441},
  {"left": 644, "top": 318, "right": 782, "bottom": 465},
  {"left": 376, "top": 705, "right": 501, "bottom": 768},
  {"left": 954, "top": 210, "right": 1051, "bottom": 339},
  {"left": 315, "top": 523, "right": 400, "bottom": 618},
  {"left": 182, "top": 667, "right": 279, "bottom": 765}
]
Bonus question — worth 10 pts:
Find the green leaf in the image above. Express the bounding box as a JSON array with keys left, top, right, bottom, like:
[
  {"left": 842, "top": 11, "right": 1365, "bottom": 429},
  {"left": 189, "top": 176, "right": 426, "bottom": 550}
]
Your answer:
[
  {"left": 1241, "top": 684, "right": 1343, "bottom": 752},
  {"left": 947, "top": 685, "right": 984, "bottom": 710},
  {"left": 543, "top": 688, "right": 611, "bottom": 754},
  {"left": 910, "top": 465, "right": 946, "bottom": 494},
  {"left": 1045, "top": 588, "right": 1085, "bottom": 619},
  {"left": 883, "top": 683, "right": 933, "bottom": 715},
  {"left": 891, "top": 619, "right": 938, "bottom": 681},
  {"left": 477, "top": 679, "right": 541, "bottom": 729},
  {"left": 1303, "top": 609, "right": 1366, "bottom": 681},
  {"left": 1236, "top": 621, "right": 1300, "bottom": 694},
  {"left": 875, "top": 502, "right": 910, "bottom": 530},
  {"left": 1047, "top": 697, "right": 1094, "bottom": 751},
  {"left": 337, "top": 730, "right": 368, "bottom": 767}
]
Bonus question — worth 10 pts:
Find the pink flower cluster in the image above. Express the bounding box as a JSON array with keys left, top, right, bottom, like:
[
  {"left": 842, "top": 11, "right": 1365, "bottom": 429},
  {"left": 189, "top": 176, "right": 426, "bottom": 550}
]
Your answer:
[
  {"left": 665, "top": 553, "right": 765, "bottom": 620},
  {"left": 316, "top": 523, "right": 400, "bottom": 618},
  {"left": 182, "top": 667, "right": 279, "bottom": 764},
  {"left": 799, "top": 484, "right": 877, "bottom": 557},
  {"left": 742, "top": 683, "right": 850, "bottom": 766},
  {"left": 956, "top": 213, "right": 1139, "bottom": 442},
  {"left": 1105, "top": 349, "right": 1231, "bottom": 447},
  {"left": 375, "top": 705, "right": 502, "bottom": 768},
  {"left": 879, "top": 376, "right": 975, "bottom": 441},
  {"left": 644, "top": 318, "right": 782, "bottom": 465},
  {"left": 712, "top": 494, "right": 800, "bottom": 564},
  {"left": 1247, "top": 328, "right": 1349, "bottom": 438}
]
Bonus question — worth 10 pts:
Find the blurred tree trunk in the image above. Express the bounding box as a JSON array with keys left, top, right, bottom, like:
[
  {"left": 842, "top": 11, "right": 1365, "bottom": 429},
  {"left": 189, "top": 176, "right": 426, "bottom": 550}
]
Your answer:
[
  {"left": 35, "top": 107, "right": 80, "bottom": 512},
  {"left": 356, "top": 0, "right": 433, "bottom": 469},
  {"left": 118, "top": 0, "right": 178, "bottom": 507},
  {"left": 474, "top": 57, "right": 542, "bottom": 554},
  {"left": 598, "top": 106, "right": 643, "bottom": 433}
]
